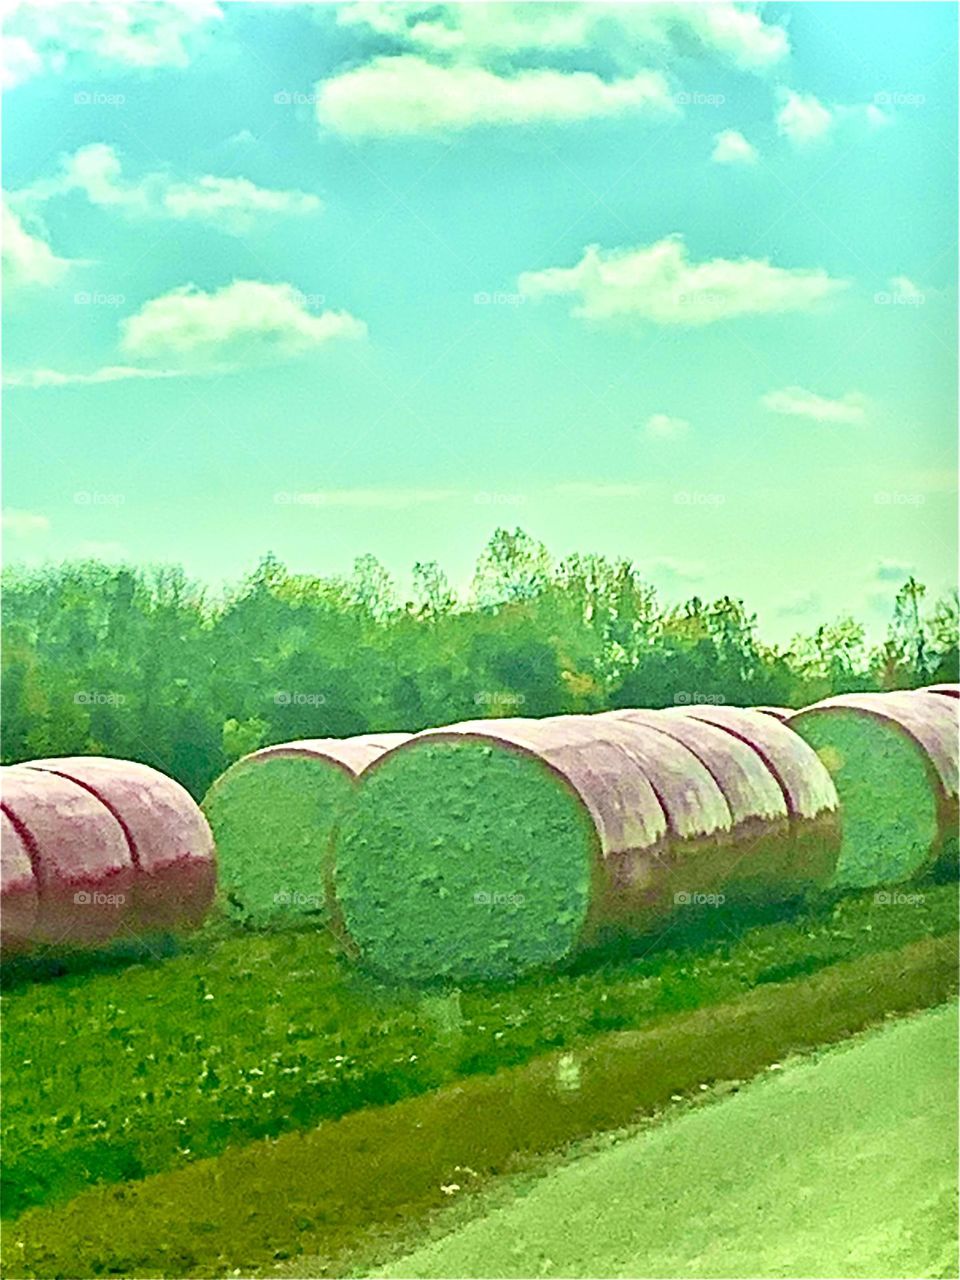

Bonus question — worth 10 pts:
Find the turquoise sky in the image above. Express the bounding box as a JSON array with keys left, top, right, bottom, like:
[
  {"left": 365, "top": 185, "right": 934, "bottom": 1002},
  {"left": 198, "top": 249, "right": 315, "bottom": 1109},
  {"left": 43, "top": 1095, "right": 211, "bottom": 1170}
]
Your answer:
[{"left": 2, "top": 1, "right": 956, "bottom": 641}]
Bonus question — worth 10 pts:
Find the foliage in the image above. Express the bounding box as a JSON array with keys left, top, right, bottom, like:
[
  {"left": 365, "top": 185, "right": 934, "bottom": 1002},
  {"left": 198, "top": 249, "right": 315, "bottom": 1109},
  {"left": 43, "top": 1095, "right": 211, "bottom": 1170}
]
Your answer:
[
  {"left": 2, "top": 532, "right": 956, "bottom": 798},
  {"left": 1, "top": 882, "right": 956, "bottom": 1223}
]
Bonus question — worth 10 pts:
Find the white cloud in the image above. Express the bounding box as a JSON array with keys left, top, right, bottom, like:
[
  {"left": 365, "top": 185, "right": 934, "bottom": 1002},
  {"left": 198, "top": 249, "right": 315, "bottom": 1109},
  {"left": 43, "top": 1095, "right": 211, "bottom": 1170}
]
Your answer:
[
  {"left": 875, "top": 559, "right": 914, "bottom": 583},
  {"left": 120, "top": 279, "right": 367, "bottom": 362},
  {"left": 644, "top": 412, "right": 690, "bottom": 439},
  {"left": 2, "top": 200, "right": 72, "bottom": 287},
  {"left": 2, "top": 509, "right": 50, "bottom": 537},
  {"left": 3, "top": 0, "right": 222, "bottom": 88},
  {"left": 519, "top": 235, "right": 847, "bottom": 326},
  {"left": 639, "top": 556, "right": 704, "bottom": 585},
  {"left": 335, "top": 3, "right": 788, "bottom": 71},
  {"left": 4, "top": 366, "right": 188, "bottom": 389},
  {"left": 316, "top": 55, "right": 675, "bottom": 136},
  {"left": 887, "top": 275, "right": 926, "bottom": 302},
  {"left": 761, "top": 386, "right": 867, "bottom": 424},
  {"left": 20, "top": 144, "right": 321, "bottom": 234},
  {"left": 776, "top": 88, "right": 893, "bottom": 147},
  {"left": 712, "top": 128, "right": 758, "bottom": 165}
]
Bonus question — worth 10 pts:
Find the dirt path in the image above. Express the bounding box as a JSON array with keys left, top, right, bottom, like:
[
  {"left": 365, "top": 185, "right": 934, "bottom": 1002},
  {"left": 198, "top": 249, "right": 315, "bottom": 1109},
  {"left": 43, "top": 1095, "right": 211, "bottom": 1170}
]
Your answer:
[{"left": 380, "top": 1002, "right": 959, "bottom": 1279}]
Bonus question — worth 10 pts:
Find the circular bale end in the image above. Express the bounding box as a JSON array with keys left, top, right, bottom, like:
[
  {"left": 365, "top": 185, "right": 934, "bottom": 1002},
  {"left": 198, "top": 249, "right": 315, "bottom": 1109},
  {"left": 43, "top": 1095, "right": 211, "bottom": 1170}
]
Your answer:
[
  {"left": 1, "top": 766, "right": 134, "bottom": 947},
  {"left": 202, "top": 735, "right": 409, "bottom": 925},
  {"left": 27, "top": 758, "right": 216, "bottom": 932},
  {"left": 790, "top": 692, "right": 957, "bottom": 887},
  {"left": 334, "top": 733, "right": 597, "bottom": 984},
  {"left": 1, "top": 809, "right": 38, "bottom": 954}
]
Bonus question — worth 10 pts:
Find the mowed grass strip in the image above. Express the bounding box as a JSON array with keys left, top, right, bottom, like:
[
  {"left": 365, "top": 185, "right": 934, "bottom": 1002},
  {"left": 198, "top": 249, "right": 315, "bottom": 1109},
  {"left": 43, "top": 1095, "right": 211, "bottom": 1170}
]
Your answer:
[
  {"left": 3, "top": 933, "right": 956, "bottom": 1280},
  {"left": 382, "top": 1002, "right": 959, "bottom": 1280},
  {"left": 2, "top": 884, "right": 957, "bottom": 1220}
]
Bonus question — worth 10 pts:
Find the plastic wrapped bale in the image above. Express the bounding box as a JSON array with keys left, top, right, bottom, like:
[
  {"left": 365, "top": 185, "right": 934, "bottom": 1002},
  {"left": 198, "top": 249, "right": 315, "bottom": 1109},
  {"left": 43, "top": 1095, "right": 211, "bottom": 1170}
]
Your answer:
[
  {"left": 602, "top": 709, "right": 793, "bottom": 900},
  {"left": 332, "top": 716, "right": 734, "bottom": 984},
  {"left": 664, "top": 704, "right": 841, "bottom": 890},
  {"left": 1, "top": 808, "right": 38, "bottom": 954},
  {"left": 202, "top": 734, "right": 410, "bottom": 924},
  {"left": 0, "top": 766, "right": 135, "bottom": 946},
  {"left": 790, "top": 691, "right": 959, "bottom": 886},
  {"left": 921, "top": 683, "right": 960, "bottom": 700},
  {"left": 27, "top": 758, "right": 216, "bottom": 932}
]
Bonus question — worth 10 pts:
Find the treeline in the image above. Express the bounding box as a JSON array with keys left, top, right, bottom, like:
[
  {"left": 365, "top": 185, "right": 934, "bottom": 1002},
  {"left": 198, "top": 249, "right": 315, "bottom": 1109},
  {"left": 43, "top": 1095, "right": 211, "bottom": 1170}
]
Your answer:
[{"left": 2, "top": 530, "right": 957, "bottom": 799}]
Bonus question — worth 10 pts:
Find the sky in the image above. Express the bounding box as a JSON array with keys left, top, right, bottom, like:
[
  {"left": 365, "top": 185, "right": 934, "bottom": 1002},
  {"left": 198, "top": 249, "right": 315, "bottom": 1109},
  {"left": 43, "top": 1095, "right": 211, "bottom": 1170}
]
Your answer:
[{"left": 2, "top": 0, "right": 957, "bottom": 642}]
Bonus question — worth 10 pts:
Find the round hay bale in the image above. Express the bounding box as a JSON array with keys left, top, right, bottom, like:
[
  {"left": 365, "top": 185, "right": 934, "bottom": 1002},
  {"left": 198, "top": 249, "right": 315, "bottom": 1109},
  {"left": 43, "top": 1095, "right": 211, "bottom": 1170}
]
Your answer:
[
  {"left": 790, "top": 691, "right": 958, "bottom": 886},
  {"left": 1, "top": 809, "right": 38, "bottom": 954},
  {"left": 202, "top": 733, "right": 409, "bottom": 924},
  {"left": 333, "top": 715, "right": 734, "bottom": 984},
  {"left": 26, "top": 758, "right": 216, "bottom": 931},
  {"left": 0, "top": 766, "right": 134, "bottom": 946},
  {"left": 602, "top": 709, "right": 792, "bottom": 899},
  {"left": 664, "top": 704, "right": 841, "bottom": 888},
  {"left": 921, "top": 683, "right": 959, "bottom": 700}
]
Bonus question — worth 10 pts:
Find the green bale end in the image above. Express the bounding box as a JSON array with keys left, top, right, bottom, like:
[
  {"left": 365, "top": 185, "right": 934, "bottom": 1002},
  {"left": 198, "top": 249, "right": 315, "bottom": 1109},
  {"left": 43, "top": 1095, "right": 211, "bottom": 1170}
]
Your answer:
[
  {"left": 789, "top": 704, "right": 940, "bottom": 887},
  {"left": 334, "top": 737, "right": 597, "bottom": 984},
  {"left": 203, "top": 753, "right": 356, "bottom": 923}
]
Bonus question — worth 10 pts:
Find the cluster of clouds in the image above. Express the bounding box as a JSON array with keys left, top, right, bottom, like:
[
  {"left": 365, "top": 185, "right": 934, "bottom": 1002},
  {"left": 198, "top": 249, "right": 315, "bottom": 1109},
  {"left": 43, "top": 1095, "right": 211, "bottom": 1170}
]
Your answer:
[
  {"left": 17, "top": 144, "right": 321, "bottom": 234},
  {"left": 1, "top": 0, "right": 222, "bottom": 88},
  {"left": 1, "top": 3, "right": 912, "bottom": 392}
]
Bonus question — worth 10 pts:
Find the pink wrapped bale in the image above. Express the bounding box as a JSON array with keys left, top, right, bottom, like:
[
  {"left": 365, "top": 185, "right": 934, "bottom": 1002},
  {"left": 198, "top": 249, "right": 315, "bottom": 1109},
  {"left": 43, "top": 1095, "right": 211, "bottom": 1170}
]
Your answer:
[
  {"left": 921, "top": 683, "right": 960, "bottom": 699},
  {"left": 603, "top": 709, "right": 793, "bottom": 898},
  {"left": 1, "top": 808, "right": 38, "bottom": 954},
  {"left": 1, "top": 766, "right": 134, "bottom": 946},
  {"left": 664, "top": 704, "right": 841, "bottom": 888},
  {"left": 332, "top": 715, "right": 736, "bottom": 982},
  {"left": 790, "top": 691, "right": 959, "bottom": 885},
  {"left": 26, "top": 758, "right": 216, "bottom": 931}
]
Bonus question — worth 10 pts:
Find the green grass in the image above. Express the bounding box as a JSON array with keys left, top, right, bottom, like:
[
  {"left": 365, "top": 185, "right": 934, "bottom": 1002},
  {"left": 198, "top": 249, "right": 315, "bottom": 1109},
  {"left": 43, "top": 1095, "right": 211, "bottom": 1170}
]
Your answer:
[
  {"left": 1, "top": 882, "right": 957, "bottom": 1222},
  {"left": 381, "top": 1002, "right": 959, "bottom": 1279},
  {"left": 3, "top": 934, "right": 955, "bottom": 1280}
]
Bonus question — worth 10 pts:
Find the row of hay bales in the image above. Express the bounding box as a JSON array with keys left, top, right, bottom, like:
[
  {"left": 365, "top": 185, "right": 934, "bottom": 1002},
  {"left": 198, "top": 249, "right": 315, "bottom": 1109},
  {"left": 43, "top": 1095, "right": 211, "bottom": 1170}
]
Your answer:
[
  {"left": 201, "top": 684, "right": 958, "bottom": 983},
  {"left": 0, "top": 759, "right": 216, "bottom": 954}
]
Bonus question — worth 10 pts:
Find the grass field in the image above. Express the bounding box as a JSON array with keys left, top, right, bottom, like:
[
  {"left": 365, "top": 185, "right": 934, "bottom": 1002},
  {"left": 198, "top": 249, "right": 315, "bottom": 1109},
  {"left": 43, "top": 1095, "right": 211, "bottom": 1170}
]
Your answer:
[
  {"left": 2, "top": 883, "right": 957, "bottom": 1221},
  {"left": 3, "top": 930, "right": 955, "bottom": 1279},
  {"left": 378, "top": 1001, "right": 959, "bottom": 1279}
]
